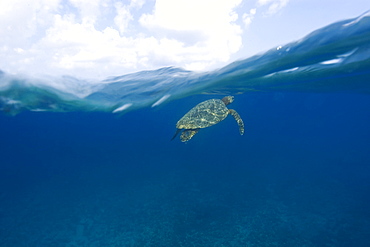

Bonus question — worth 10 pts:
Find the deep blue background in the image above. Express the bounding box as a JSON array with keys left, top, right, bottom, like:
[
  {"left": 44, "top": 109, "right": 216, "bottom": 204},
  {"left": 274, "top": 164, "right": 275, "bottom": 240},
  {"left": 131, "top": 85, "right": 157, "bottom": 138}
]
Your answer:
[{"left": 1, "top": 92, "right": 370, "bottom": 246}]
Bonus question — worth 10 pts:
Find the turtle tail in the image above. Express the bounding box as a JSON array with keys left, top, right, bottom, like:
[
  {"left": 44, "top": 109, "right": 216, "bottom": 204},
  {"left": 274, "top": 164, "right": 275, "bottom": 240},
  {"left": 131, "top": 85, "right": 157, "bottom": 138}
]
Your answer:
[{"left": 171, "top": 129, "right": 182, "bottom": 141}]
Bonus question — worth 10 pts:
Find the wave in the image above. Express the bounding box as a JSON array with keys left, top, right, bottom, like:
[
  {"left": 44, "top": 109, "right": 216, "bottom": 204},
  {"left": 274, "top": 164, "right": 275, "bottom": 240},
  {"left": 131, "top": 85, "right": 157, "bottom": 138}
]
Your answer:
[{"left": 1, "top": 12, "right": 370, "bottom": 115}]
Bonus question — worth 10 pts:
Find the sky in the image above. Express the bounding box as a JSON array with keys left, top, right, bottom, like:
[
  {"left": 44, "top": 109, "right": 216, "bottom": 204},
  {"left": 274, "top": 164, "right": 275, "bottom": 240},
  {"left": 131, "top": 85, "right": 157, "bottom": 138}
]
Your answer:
[{"left": 0, "top": 0, "right": 369, "bottom": 79}]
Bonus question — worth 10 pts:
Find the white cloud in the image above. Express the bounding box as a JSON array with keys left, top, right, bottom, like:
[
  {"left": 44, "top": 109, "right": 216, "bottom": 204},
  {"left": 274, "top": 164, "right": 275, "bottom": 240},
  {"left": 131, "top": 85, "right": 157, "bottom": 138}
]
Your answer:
[
  {"left": 0, "top": 0, "right": 60, "bottom": 42},
  {"left": 114, "top": 2, "right": 133, "bottom": 35},
  {"left": 139, "top": 0, "right": 243, "bottom": 70},
  {"left": 38, "top": 14, "right": 140, "bottom": 73},
  {"left": 240, "top": 0, "right": 288, "bottom": 30},
  {"left": 243, "top": 8, "right": 257, "bottom": 28},
  {"left": 68, "top": 0, "right": 105, "bottom": 23},
  {"left": 129, "top": 0, "right": 146, "bottom": 9},
  {"left": 0, "top": 0, "right": 244, "bottom": 78},
  {"left": 140, "top": 0, "right": 239, "bottom": 31},
  {"left": 257, "top": 0, "right": 289, "bottom": 15}
]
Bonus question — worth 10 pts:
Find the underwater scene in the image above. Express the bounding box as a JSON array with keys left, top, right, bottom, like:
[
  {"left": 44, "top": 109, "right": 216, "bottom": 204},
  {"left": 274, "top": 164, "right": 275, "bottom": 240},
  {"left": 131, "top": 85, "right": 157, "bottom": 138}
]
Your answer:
[{"left": 1, "top": 13, "right": 370, "bottom": 247}]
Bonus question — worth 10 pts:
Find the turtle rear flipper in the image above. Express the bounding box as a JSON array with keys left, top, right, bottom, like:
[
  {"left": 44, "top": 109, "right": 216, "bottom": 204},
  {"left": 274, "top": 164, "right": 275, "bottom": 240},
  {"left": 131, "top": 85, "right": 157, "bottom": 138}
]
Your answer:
[
  {"left": 180, "top": 129, "right": 199, "bottom": 142},
  {"left": 229, "top": 109, "right": 244, "bottom": 135}
]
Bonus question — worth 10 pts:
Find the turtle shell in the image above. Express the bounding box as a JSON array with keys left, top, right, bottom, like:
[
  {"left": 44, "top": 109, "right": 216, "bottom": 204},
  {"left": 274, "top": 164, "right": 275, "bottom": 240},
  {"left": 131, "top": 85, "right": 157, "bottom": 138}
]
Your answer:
[{"left": 176, "top": 99, "right": 229, "bottom": 129}]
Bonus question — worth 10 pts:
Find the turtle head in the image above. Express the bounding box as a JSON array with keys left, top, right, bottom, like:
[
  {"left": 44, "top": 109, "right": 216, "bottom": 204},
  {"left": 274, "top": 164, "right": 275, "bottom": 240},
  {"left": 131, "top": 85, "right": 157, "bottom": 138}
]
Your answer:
[{"left": 221, "top": 96, "right": 234, "bottom": 106}]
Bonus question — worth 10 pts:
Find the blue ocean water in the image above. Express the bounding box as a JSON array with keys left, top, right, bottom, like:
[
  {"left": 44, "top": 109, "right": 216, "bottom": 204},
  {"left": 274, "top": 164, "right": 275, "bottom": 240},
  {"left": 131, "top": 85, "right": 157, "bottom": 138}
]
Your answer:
[{"left": 1, "top": 14, "right": 370, "bottom": 246}]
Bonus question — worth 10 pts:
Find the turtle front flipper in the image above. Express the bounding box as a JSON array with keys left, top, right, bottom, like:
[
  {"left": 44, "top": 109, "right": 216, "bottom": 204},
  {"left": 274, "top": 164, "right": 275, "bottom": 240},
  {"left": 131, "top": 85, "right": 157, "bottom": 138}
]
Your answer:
[
  {"left": 228, "top": 109, "right": 244, "bottom": 135},
  {"left": 180, "top": 129, "right": 200, "bottom": 142}
]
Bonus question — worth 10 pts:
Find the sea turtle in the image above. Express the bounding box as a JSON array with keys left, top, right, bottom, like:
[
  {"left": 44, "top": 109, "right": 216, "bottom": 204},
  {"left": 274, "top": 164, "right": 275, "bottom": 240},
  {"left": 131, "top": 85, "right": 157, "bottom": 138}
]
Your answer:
[{"left": 171, "top": 96, "right": 244, "bottom": 142}]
